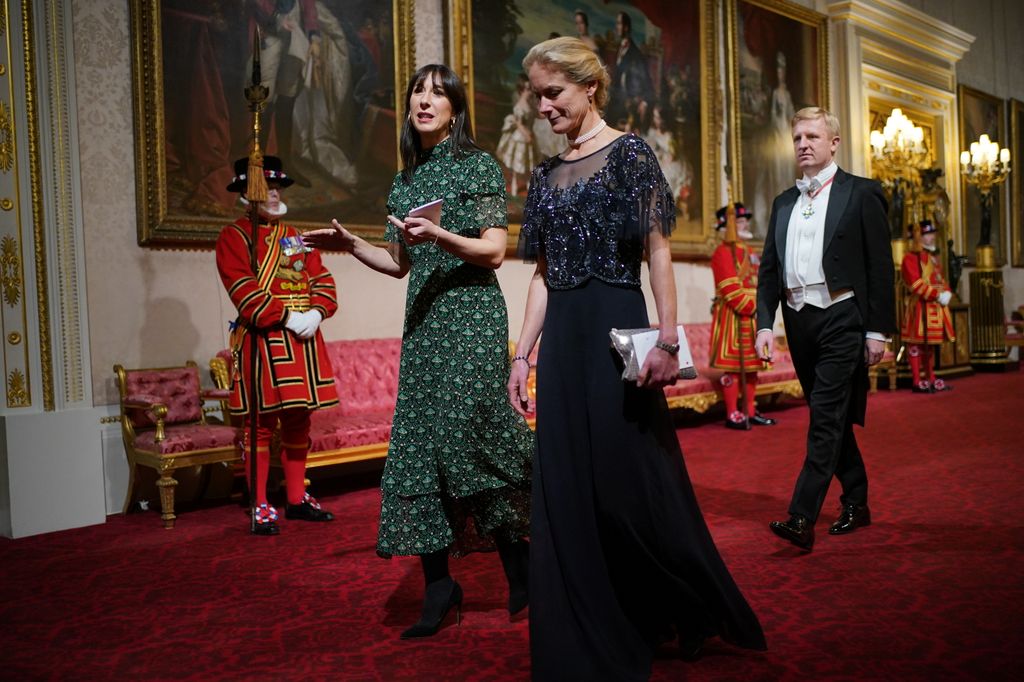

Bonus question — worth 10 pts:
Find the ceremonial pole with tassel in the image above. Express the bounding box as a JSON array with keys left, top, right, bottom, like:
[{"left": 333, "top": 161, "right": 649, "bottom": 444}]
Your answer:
[{"left": 244, "top": 26, "right": 270, "bottom": 533}]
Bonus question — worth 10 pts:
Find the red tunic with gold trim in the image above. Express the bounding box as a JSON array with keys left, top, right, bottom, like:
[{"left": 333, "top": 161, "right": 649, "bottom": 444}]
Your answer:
[
  {"left": 901, "top": 249, "right": 955, "bottom": 345},
  {"left": 215, "top": 217, "right": 339, "bottom": 415},
  {"left": 709, "top": 242, "right": 761, "bottom": 370}
]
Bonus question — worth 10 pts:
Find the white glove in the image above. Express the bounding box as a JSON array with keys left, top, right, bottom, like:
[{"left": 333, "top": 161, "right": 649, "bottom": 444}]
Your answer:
[
  {"left": 285, "top": 311, "right": 305, "bottom": 336},
  {"left": 286, "top": 310, "right": 322, "bottom": 339},
  {"left": 937, "top": 290, "right": 952, "bottom": 306}
]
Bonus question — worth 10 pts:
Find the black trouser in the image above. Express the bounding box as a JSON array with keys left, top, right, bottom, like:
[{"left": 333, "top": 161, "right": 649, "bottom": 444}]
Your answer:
[{"left": 782, "top": 299, "right": 869, "bottom": 522}]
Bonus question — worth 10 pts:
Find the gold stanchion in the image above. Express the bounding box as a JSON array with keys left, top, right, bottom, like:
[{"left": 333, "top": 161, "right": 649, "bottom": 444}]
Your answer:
[{"left": 969, "top": 245, "right": 1009, "bottom": 368}]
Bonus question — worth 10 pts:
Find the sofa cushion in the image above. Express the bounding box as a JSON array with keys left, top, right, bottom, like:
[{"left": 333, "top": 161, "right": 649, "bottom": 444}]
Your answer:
[
  {"left": 134, "top": 423, "right": 238, "bottom": 454},
  {"left": 309, "top": 407, "right": 393, "bottom": 450},
  {"left": 123, "top": 367, "right": 203, "bottom": 427},
  {"left": 325, "top": 339, "right": 402, "bottom": 416}
]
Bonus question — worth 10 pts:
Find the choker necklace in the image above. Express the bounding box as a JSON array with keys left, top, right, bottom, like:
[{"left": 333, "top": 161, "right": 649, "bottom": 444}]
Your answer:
[{"left": 569, "top": 118, "right": 607, "bottom": 146}]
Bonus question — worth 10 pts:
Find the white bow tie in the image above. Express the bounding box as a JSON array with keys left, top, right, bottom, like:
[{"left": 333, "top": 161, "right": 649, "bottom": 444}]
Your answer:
[{"left": 796, "top": 177, "right": 821, "bottom": 195}]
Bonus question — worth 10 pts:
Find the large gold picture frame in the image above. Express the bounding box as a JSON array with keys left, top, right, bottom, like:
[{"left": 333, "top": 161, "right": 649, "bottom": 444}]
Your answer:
[
  {"left": 446, "top": 0, "right": 721, "bottom": 258},
  {"left": 726, "top": 0, "right": 828, "bottom": 243},
  {"left": 957, "top": 84, "right": 1007, "bottom": 265},
  {"left": 129, "top": 0, "right": 414, "bottom": 247},
  {"left": 1010, "top": 98, "right": 1023, "bottom": 267}
]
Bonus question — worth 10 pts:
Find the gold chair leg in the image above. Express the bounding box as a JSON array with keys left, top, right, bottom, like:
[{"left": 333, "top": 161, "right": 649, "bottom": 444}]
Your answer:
[
  {"left": 868, "top": 369, "right": 878, "bottom": 394},
  {"left": 887, "top": 365, "right": 897, "bottom": 391},
  {"left": 156, "top": 471, "right": 178, "bottom": 529}
]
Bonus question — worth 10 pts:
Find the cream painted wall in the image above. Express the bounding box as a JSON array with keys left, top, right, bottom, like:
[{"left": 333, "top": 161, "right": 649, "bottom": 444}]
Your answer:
[{"left": 71, "top": 0, "right": 1021, "bottom": 408}]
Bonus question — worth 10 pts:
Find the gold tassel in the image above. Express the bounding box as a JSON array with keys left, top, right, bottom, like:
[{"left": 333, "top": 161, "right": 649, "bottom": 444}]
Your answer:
[
  {"left": 724, "top": 203, "right": 739, "bottom": 244},
  {"left": 246, "top": 150, "right": 268, "bottom": 203}
]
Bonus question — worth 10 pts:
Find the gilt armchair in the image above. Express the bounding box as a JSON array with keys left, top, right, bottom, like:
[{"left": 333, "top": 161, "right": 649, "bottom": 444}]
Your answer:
[{"left": 114, "top": 361, "right": 242, "bottom": 529}]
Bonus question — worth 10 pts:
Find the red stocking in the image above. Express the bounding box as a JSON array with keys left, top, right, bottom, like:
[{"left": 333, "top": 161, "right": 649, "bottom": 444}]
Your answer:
[
  {"left": 744, "top": 373, "right": 759, "bottom": 417},
  {"left": 908, "top": 345, "right": 923, "bottom": 386},
  {"left": 924, "top": 346, "right": 936, "bottom": 384},
  {"left": 241, "top": 415, "right": 277, "bottom": 506},
  {"left": 721, "top": 373, "right": 739, "bottom": 417},
  {"left": 279, "top": 409, "right": 312, "bottom": 505}
]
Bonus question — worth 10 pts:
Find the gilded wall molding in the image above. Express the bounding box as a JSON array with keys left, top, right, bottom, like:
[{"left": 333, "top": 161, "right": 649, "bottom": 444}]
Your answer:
[
  {"left": 0, "top": 0, "right": 36, "bottom": 409},
  {"left": 0, "top": 0, "right": 91, "bottom": 412},
  {"left": 36, "top": 0, "right": 88, "bottom": 407}
]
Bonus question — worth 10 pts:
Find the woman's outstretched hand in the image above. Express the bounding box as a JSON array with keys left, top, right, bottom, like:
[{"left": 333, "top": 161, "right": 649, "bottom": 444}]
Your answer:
[{"left": 302, "top": 219, "right": 356, "bottom": 252}]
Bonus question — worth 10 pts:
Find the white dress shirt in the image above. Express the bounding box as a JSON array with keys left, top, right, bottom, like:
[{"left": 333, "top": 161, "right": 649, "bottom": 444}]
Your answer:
[
  {"left": 759, "top": 162, "right": 885, "bottom": 342},
  {"left": 784, "top": 162, "right": 850, "bottom": 311}
]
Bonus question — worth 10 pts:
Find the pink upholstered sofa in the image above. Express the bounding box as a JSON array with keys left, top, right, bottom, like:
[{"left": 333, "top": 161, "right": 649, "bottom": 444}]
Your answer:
[
  {"left": 210, "top": 338, "right": 402, "bottom": 470},
  {"left": 662, "top": 323, "right": 802, "bottom": 413},
  {"left": 210, "top": 326, "right": 801, "bottom": 473}
]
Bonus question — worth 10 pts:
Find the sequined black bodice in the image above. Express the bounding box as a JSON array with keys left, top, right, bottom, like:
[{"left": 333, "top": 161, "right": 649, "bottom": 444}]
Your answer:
[{"left": 518, "top": 134, "right": 675, "bottom": 290}]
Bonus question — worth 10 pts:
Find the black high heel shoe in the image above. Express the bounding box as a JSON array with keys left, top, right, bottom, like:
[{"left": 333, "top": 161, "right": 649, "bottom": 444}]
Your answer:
[
  {"left": 497, "top": 538, "right": 529, "bottom": 617},
  {"left": 400, "top": 578, "right": 463, "bottom": 639}
]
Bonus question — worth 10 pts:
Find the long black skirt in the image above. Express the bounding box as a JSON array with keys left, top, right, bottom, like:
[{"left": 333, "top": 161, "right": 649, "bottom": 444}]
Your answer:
[{"left": 530, "top": 279, "right": 766, "bottom": 681}]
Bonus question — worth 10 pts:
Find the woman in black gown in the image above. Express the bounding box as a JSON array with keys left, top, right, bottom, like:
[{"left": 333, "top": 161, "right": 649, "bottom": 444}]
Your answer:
[{"left": 508, "top": 37, "right": 767, "bottom": 681}]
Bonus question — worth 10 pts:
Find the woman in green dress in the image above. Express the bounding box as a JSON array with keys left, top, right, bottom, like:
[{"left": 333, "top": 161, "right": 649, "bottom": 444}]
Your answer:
[{"left": 303, "top": 64, "right": 533, "bottom": 639}]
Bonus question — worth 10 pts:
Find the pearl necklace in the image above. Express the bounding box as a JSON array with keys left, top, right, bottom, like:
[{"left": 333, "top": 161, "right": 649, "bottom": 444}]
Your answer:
[{"left": 569, "top": 118, "right": 607, "bottom": 147}]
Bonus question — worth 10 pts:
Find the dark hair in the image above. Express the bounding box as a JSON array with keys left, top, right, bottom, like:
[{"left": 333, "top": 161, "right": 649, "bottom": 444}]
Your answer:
[
  {"left": 618, "top": 11, "right": 632, "bottom": 34},
  {"left": 399, "top": 64, "right": 480, "bottom": 183},
  {"left": 574, "top": 10, "right": 589, "bottom": 27}
]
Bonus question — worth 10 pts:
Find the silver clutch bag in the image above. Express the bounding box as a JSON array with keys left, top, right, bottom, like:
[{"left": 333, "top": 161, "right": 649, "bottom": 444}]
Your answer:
[{"left": 610, "top": 325, "right": 698, "bottom": 382}]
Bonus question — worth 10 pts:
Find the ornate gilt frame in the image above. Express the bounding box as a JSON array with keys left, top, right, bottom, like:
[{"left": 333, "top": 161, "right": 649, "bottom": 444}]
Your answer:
[
  {"left": 957, "top": 83, "right": 1007, "bottom": 265},
  {"left": 445, "top": 0, "right": 722, "bottom": 259},
  {"left": 1011, "top": 98, "right": 1023, "bottom": 267},
  {"left": 725, "top": 0, "right": 829, "bottom": 244},
  {"left": 129, "top": 0, "right": 415, "bottom": 247}
]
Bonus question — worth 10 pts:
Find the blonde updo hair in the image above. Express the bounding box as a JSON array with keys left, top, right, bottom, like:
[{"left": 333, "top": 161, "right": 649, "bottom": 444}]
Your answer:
[{"left": 522, "top": 37, "right": 610, "bottom": 112}]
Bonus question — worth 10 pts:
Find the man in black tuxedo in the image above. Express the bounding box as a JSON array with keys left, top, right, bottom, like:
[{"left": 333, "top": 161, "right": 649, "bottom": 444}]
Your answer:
[{"left": 755, "top": 107, "right": 895, "bottom": 551}]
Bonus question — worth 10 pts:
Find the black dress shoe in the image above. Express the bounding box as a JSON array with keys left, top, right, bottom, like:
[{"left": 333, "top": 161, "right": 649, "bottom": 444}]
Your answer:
[
  {"left": 252, "top": 520, "right": 280, "bottom": 536},
  {"left": 911, "top": 381, "right": 932, "bottom": 393},
  {"left": 749, "top": 413, "right": 777, "bottom": 426},
  {"left": 724, "top": 417, "right": 751, "bottom": 430},
  {"left": 828, "top": 503, "right": 871, "bottom": 535},
  {"left": 931, "top": 379, "right": 953, "bottom": 392},
  {"left": 285, "top": 495, "right": 335, "bottom": 522},
  {"left": 769, "top": 514, "right": 814, "bottom": 550},
  {"left": 251, "top": 503, "right": 280, "bottom": 535}
]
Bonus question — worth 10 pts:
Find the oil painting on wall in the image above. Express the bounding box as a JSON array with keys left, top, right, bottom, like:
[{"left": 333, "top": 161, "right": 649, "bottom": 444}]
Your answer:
[
  {"left": 131, "top": 0, "right": 411, "bottom": 245},
  {"left": 452, "top": 0, "right": 719, "bottom": 256},
  {"left": 729, "top": 0, "right": 828, "bottom": 241}
]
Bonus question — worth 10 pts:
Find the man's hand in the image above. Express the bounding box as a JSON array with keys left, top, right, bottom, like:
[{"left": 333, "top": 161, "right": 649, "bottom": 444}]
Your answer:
[
  {"left": 938, "top": 290, "right": 952, "bottom": 306},
  {"left": 756, "top": 330, "right": 774, "bottom": 362},
  {"left": 864, "top": 337, "right": 886, "bottom": 366}
]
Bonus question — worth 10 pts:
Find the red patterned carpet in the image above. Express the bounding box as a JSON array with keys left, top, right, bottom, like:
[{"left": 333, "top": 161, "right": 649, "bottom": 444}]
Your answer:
[{"left": 2, "top": 370, "right": 1022, "bottom": 681}]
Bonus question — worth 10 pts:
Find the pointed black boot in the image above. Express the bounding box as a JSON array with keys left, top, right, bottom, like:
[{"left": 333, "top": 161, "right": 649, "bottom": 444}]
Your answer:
[
  {"left": 496, "top": 537, "right": 529, "bottom": 617},
  {"left": 400, "top": 577, "right": 463, "bottom": 639}
]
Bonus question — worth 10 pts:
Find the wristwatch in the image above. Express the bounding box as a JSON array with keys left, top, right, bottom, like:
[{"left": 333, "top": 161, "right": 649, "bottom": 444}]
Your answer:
[{"left": 655, "top": 339, "right": 680, "bottom": 355}]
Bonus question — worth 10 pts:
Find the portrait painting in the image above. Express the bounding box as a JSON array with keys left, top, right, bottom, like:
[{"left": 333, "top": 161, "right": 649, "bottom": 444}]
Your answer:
[
  {"left": 957, "top": 84, "right": 1007, "bottom": 264},
  {"left": 130, "top": 0, "right": 413, "bottom": 246},
  {"left": 728, "top": 0, "right": 828, "bottom": 241},
  {"left": 1010, "top": 99, "right": 1023, "bottom": 267},
  {"left": 449, "top": 0, "right": 720, "bottom": 257}
]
